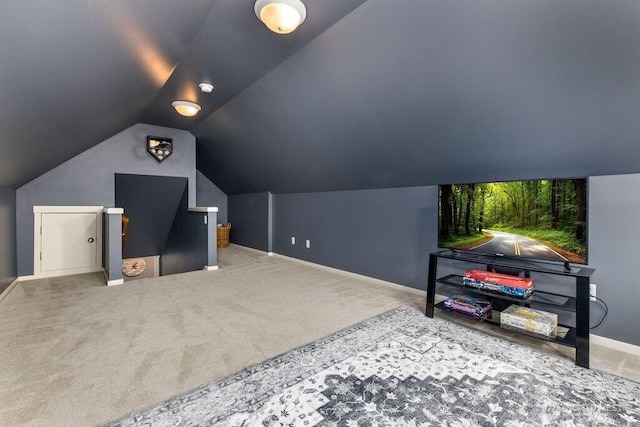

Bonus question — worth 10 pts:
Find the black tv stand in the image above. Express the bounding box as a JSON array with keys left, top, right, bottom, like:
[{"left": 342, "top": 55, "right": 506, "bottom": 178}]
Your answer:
[{"left": 426, "top": 250, "right": 595, "bottom": 368}]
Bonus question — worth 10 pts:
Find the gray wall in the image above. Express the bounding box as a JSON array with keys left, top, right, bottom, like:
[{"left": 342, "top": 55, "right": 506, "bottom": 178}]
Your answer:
[
  {"left": 228, "top": 192, "right": 270, "bottom": 252},
  {"left": 16, "top": 123, "right": 196, "bottom": 276},
  {"left": 0, "top": 187, "right": 17, "bottom": 293},
  {"left": 196, "top": 170, "right": 228, "bottom": 224},
  {"left": 274, "top": 186, "right": 438, "bottom": 290},
  {"left": 588, "top": 174, "right": 640, "bottom": 345},
  {"left": 259, "top": 176, "right": 638, "bottom": 346}
]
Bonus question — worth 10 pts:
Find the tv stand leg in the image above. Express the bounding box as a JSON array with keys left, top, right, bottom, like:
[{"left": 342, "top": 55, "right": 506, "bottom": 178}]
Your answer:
[{"left": 575, "top": 276, "right": 590, "bottom": 368}]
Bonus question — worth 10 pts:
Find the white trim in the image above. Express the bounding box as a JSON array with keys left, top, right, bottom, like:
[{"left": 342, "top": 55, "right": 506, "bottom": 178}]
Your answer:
[
  {"left": 103, "top": 207, "right": 124, "bottom": 214},
  {"left": 0, "top": 278, "right": 19, "bottom": 304},
  {"left": 34, "top": 205, "right": 104, "bottom": 213},
  {"left": 106, "top": 278, "right": 124, "bottom": 286},
  {"left": 30, "top": 267, "right": 103, "bottom": 280},
  {"left": 591, "top": 334, "right": 640, "bottom": 357},
  {"left": 204, "top": 265, "right": 219, "bottom": 271},
  {"left": 273, "top": 252, "right": 425, "bottom": 293},
  {"left": 151, "top": 255, "right": 160, "bottom": 277},
  {"left": 17, "top": 274, "right": 36, "bottom": 281},
  {"left": 267, "top": 252, "right": 274, "bottom": 256},
  {"left": 188, "top": 207, "right": 219, "bottom": 212},
  {"left": 33, "top": 206, "right": 104, "bottom": 278}
]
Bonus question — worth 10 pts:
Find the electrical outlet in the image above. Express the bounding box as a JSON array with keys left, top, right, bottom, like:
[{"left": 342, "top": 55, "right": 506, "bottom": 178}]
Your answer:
[
  {"left": 291, "top": 237, "right": 295, "bottom": 245},
  {"left": 306, "top": 239, "right": 310, "bottom": 248},
  {"left": 590, "top": 283, "right": 597, "bottom": 302}
]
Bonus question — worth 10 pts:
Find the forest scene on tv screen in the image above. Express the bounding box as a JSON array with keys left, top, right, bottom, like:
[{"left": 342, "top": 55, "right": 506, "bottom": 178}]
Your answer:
[{"left": 438, "top": 179, "right": 587, "bottom": 264}]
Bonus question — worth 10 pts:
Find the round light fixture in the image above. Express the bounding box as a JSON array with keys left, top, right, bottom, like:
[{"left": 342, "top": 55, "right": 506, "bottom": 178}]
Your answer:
[
  {"left": 199, "top": 83, "right": 214, "bottom": 93},
  {"left": 171, "top": 100, "right": 201, "bottom": 117},
  {"left": 254, "top": 0, "right": 306, "bottom": 34}
]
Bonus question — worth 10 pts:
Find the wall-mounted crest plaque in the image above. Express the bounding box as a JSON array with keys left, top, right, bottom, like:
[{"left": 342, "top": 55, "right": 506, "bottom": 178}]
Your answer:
[{"left": 147, "top": 136, "right": 173, "bottom": 162}]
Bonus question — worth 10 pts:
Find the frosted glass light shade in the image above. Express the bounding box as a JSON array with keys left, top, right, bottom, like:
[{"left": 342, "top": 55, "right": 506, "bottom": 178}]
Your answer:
[
  {"left": 171, "top": 100, "right": 201, "bottom": 117},
  {"left": 255, "top": 0, "right": 306, "bottom": 34}
]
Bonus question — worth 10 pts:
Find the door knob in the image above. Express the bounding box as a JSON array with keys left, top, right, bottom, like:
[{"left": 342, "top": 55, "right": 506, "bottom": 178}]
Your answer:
[{"left": 88, "top": 238, "right": 95, "bottom": 243}]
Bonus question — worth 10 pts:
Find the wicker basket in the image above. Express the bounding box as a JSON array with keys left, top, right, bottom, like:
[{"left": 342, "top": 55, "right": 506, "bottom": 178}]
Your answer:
[{"left": 216, "top": 223, "right": 231, "bottom": 248}]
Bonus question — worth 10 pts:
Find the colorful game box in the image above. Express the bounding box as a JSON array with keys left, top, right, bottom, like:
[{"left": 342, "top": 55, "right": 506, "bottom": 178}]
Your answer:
[
  {"left": 463, "top": 269, "right": 535, "bottom": 299},
  {"left": 443, "top": 294, "right": 492, "bottom": 319}
]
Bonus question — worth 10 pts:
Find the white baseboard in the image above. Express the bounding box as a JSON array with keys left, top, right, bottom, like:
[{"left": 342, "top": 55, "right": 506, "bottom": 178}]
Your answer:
[
  {"left": 591, "top": 334, "right": 640, "bottom": 356},
  {"left": 204, "top": 265, "right": 219, "bottom": 271},
  {"left": 229, "top": 244, "right": 423, "bottom": 296},
  {"left": 0, "top": 278, "right": 19, "bottom": 304},
  {"left": 24, "top": 267, "right": 103, "bottom": 281},
  {"left": 102, "top": 269, "right": 124, "bottom": 286},
  {"left": 238, "top": 248, "right": 425, "bottom": 297}
]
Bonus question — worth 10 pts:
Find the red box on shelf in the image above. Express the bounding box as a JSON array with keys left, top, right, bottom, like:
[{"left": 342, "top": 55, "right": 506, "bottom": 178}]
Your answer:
[{"left": 463, "top": 269, "right": 534, "bottom": 299}]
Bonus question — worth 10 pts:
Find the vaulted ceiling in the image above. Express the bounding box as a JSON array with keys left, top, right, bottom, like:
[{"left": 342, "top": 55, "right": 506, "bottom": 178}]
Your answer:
[{"left": 2, "top": 0, "right": 640, "bottom": 194}]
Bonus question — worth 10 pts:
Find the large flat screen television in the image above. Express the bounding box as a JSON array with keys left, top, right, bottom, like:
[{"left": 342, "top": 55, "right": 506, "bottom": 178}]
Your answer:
[{"left": 438, "top": 178, "right": 587, "bottom": 265}]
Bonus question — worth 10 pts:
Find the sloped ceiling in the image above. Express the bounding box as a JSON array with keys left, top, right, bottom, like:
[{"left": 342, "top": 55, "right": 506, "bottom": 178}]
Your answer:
[
  {"left": 0, "top": 0, "right": 213, "bottom": 188},
  {"left": 3, "top": 0, "right": 640, "bottom": 194},
  {"left": 0, "top": 0, "right": 366, "bottom": 189},
  {"left": 196, "top": 0, "right": 640, "bottom": 194}
]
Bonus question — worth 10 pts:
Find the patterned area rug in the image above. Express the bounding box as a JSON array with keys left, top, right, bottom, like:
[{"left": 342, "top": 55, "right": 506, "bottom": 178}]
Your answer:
[{"left": 105, "top": 306, "right": 640, "bottom": 426}]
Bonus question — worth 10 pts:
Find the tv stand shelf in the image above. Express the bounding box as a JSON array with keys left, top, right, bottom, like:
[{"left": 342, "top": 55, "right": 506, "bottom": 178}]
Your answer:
[
  {"left": 432, "top": 301, "right": 578, "bottom": 347},
  {"left": 425, "top": 250, "right": 594, "bottom": 368}
]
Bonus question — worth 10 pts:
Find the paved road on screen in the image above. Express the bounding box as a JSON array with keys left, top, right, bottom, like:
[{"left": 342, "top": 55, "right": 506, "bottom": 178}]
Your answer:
[{"left": 469, "top": 230, "right": 566, "bottom": 262}]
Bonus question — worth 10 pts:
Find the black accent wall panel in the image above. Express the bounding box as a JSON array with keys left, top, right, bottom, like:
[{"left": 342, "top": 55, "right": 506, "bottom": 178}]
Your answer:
[
  {"left": 161, "top": 188, "right": 208, "bottom": 276},
  {"left": 115, "top": 174, "right": 187, "bottom": 259}
]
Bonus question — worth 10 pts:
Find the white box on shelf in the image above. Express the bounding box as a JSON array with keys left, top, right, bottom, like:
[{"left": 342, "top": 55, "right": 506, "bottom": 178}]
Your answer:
[{"left": 500, "top": 305, "right": 558, "bottom": 337}]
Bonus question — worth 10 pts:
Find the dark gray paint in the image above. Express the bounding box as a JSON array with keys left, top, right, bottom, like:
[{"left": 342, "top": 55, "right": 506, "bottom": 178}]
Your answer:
[
  {"left": 228, "top": 192, "right": 270, "bottom": 252},
  {"left": 0, "top": 187, "right": 17, "bottom": 293},
  {"left": 196, "top": 0, "right": 640, "bottom": 195},
  {"left": 273, "top": 186, "right": 437, "bottom": 289},
  {"left": 196, "top": 170, "right": 228, "bottom": 224},
  {"left": 0, "top": 0, "right": 367, "bottom": 189},
  {"left": 267, "top": 176, "right": 640, "bottom": 346},
  {"left": 103, "top": 211, "right": 123, "bottom": 283},
  {"left": 588, "top": 174, "right": 640, "bottom": 346},
  {"left": 267, "top": 192, "right": 274, "bottom": 253},
  {"left": 116, "top": 174, "right": 187, "bottom": 259},
  {"left": 142, "top": 0, "right": 369, "bottom": 130},
  {"left": 4, "top": 0, "right": 640, "bottom": 196},
  {"left": 0, "top": 0, "right": 213, "bottom": 189},
  {"left": 16, "top": 124, "right": 195, "bottom": 276},
  {"left": 161, "top": 191, "right": 211, "bottom": 275}
]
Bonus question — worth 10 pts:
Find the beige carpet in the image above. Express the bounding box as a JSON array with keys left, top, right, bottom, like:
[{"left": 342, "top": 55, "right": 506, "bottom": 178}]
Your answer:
[{"left": 0, "top": 245, "right": 638, "bottom": 426}]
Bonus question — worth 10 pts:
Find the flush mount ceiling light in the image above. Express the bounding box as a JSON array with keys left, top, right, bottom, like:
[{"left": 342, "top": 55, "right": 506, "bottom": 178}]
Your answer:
[
  {"left": 171, "top": 100, "right": 201, "bottom": 117},
  {"left": 199, "top": 82, "right": 214, "bottom": 93},
  {"left": 254, "top": 0, "right": 306, "bottom": 34}
]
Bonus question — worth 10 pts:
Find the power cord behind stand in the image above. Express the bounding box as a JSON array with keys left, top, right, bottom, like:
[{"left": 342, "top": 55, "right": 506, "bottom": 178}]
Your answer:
[{"left": 590, "top": 296, "right": 608, "bottom": 329}]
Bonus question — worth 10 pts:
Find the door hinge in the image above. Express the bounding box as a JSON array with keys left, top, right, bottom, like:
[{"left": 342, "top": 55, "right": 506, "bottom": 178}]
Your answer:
[
  {"left": 40, "top": 252, "right": 42, "bottom": 261},
  {"left": 40, "top": 226, "right": 42, "bottom": 235}
]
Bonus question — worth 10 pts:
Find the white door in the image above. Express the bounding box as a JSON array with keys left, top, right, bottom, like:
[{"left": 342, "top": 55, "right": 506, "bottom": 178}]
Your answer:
[{"left": 34, "top": 206, "right": 103, "bottom": 278}]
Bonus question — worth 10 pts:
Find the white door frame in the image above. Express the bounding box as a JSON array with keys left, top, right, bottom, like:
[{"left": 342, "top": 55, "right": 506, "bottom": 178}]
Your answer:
[{"left": 33, "top": 206, "right": 104, "bottom": 279}]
